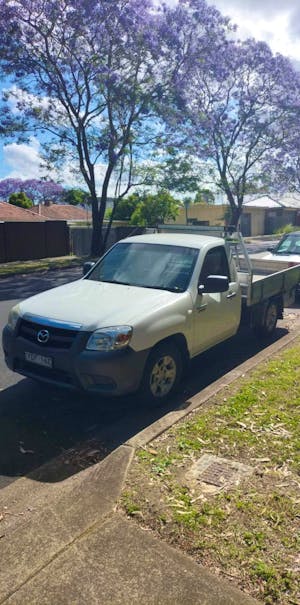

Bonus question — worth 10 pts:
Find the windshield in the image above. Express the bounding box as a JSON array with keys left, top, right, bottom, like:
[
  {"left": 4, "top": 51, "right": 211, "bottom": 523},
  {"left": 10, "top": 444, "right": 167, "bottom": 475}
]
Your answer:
[
  {"left": 86, "top": 242, "right": 199, "bottom": 292},
  {"left": 275, "top": 233, "right": 300, "bottom": 255}
]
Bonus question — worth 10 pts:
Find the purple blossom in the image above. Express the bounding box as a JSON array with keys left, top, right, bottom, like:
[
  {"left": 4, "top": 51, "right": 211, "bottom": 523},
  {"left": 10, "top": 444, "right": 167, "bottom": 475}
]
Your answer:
[
  {"left": 0, "top": 178, "right": 64, "bottom": 203},
  {"left": 165, "top": 35, "right": 300, "bottom": 225}
]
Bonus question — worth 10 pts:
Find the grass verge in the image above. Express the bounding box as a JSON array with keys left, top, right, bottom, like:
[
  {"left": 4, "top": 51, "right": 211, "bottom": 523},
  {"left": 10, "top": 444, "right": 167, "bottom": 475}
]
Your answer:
[
  {"left": 0, "top": 255, "right": 86, "bottom": 277},
  {"left": 120, "top": 341, "right": 300, "bottom": 604}
]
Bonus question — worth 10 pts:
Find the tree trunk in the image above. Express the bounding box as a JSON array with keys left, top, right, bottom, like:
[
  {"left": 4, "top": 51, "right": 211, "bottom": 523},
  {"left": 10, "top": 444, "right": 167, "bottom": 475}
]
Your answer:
[
  {"left": 90, "top": 192, "right": 104, "bottom": 257},
  {"left": 103, "top": 198, "right": 117, "bottom": 250},
  {"left": 89, "top": 162, "right": 115, "bottom": 257},
  {"left": 229, "top": 204, "right": 242, "bottom": 229},
  {"left": 90, "top": 220, "right": 104, "bottom": 257}
]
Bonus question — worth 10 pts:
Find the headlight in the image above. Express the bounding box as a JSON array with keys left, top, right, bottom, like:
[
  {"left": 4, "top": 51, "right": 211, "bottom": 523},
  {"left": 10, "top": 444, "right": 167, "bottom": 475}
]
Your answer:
[
  {"left": 86, "top": 326, "right": 133, "bottom": 352},
  {"left": 7, "top": 304, "right": 21, "bottom": 330}
]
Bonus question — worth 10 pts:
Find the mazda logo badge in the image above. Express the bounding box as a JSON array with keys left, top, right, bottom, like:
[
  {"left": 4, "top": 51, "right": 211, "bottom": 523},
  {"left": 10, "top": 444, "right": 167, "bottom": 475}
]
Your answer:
[{"left": 37, "top": 329, "right": 50, "bottom": 344}]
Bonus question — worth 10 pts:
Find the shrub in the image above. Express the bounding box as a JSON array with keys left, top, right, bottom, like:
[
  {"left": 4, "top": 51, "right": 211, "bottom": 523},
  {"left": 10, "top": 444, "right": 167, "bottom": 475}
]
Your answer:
[
  {"left": 273, "top": 223, "right": 296, "bottom": 235},
  {"left": 9, "top": 192, "right": 33, "bottom": 209}
]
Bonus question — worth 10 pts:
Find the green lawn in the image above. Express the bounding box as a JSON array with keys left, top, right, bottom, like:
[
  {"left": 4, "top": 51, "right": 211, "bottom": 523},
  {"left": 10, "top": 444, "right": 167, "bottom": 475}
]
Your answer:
[
  {"left": 121, "top": 342, "right": 300, "bottom": 604},
  {"left": 0, "top": 256, "right": 85, "bottom": 277}
]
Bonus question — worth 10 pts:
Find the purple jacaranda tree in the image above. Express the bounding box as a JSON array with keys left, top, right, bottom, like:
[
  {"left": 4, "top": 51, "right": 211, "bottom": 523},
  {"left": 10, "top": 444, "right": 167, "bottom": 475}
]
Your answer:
[
  {"left": 24, "top": 180, "right": 64, "bottom": 203},
  {"left": 0, "top": 178, "right": 64, "bottom": 203},
  {"left": 0, "top": 178, "right": 21, "bottom": 201},
  {"left": 0, "top": 0, "right": 231, "bottom": 255},
  {"left": 261, "top": 109, "right": 300, "bottom": 195},
  {"left": 166, "top": 37, "right": 300, "bottom": 227}
]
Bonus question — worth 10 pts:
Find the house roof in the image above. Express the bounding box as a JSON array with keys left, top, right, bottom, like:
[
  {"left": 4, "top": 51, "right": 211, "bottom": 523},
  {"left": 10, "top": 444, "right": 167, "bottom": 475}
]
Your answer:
[
  {"left": 277, "top": 194, "right": 300, "bottom": 209},
  {"left": 244, "top": 194, "right": 300, "bottom": 210},
  {"left": 0, "top": 201, "right": 46, "bottom": 222},
  {"left": 244, "top": 197, "right": 280, "bottom": 209},
  {"left": 31, "top": 203, "right": 92, "bottom": 221}
]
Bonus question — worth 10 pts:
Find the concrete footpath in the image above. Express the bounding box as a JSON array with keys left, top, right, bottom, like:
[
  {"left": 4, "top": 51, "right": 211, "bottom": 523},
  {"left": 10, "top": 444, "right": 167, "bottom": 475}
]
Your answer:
[{"left": 1, "top": 323, "right": 300, "bottom": 605}]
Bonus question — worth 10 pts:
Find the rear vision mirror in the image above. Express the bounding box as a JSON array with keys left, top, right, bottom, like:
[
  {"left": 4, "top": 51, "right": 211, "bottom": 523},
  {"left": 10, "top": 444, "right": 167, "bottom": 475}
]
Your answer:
[{"left": 198, "top": 275, "right": 229, "bottom": 294}]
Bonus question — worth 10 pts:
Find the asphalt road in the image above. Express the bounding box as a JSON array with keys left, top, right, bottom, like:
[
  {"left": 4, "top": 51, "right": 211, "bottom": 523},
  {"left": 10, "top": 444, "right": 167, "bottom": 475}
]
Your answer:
[
  {"left": 0, "top": 265, "right": 299, "bottom": 491},
  {"left": 245, "top": 240, "right": 277, "bottom": 254}
]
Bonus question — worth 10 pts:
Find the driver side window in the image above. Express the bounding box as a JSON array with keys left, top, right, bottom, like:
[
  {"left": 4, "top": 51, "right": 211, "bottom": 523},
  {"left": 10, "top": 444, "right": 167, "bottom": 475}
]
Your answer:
[{"left": 199, "top": 246, "right": 230, "bottom": 284}]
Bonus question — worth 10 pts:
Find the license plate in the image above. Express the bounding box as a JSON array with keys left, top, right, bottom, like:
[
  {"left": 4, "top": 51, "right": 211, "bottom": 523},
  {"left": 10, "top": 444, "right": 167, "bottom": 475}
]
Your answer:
[{"left": 25, "top": 351, "right": 53, "bottom": 368}]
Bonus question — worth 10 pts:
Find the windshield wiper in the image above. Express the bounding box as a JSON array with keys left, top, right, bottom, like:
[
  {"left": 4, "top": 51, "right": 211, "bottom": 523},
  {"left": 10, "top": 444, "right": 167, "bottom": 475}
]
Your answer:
[
  {"left": 136, "top": 284, "right": 184, "bottom": 292},
  {"left": 95, "top": 279, "right": 132, "bottom": 286},
  {"left": 90, "top": 278, "right": 184, "bottom": 292},
  {"left": 275, "top": 250, "right": 295, "bottom": 255}
]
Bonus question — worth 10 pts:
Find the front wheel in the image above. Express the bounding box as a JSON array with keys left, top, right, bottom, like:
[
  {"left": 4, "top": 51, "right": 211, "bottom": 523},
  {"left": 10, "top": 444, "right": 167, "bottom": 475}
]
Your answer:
[
  {"left": 140, "top": 342, "right": 183, "bottom": 404},
  {"left": 255, "top": 300, "right": 278, "bottom": 338}
]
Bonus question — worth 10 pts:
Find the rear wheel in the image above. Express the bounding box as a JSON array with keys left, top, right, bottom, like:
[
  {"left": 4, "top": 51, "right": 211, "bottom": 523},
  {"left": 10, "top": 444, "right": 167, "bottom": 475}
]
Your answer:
[
  {"left": 140, "top": 342, "right": 183, "bottom": 404},
  {"left": 255, "top": 300, "right": 278, "bottom": 337}
]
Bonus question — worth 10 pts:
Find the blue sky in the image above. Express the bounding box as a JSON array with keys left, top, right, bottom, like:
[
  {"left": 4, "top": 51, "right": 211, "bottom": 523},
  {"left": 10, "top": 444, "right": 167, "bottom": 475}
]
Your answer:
[{"left": 1, "top": 0, "right": 300, "bottom": 187}]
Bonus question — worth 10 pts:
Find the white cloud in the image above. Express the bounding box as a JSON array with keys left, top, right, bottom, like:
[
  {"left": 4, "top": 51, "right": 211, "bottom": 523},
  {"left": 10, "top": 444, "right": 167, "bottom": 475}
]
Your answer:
[
  {"left": 207, "top": 1, "right": 300, "bottom": 62},
  {"left": 162, "top": 1, "right": 300, "bottom": 63},
  {"left": 2, "top": 138, "right": 119, "bottom": 195},
  {"left": 3, "top": 138, "right": 46, "bottom": 179},
  {"left": 4, "top": 84, "right": 51, "bottom": 116},
  {"left": 3, "top": 139, "right": 77, "bottom": 185}
]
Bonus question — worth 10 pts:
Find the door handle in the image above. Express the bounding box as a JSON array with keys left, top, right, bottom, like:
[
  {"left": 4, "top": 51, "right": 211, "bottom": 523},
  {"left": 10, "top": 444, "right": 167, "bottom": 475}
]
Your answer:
[
  {"left": 196, "top": 303, "right": 207, "bottom": 312},
  {"left": 226, "top": 291, "right": 237, "bottom": 299}
]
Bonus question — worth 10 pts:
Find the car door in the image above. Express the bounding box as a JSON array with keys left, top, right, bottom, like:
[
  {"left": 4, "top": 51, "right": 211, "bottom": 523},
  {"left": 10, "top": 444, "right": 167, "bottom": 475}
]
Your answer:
[{"left": 191, "top": 245, "right": 241, "bottom": 356}]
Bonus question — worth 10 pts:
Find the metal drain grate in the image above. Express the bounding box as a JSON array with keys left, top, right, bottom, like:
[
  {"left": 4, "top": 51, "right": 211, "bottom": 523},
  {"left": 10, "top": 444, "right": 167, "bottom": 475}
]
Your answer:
[
  {"left": 199, "top": 460, "right": 237, "bottom": 487},
  {"left": 185, "top": 454, "right": 254, "bottom": 494}
]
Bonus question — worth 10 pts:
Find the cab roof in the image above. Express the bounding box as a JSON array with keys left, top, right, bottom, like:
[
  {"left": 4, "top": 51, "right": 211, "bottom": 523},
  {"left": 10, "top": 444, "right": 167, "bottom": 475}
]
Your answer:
[{"left": 121, "top": 232, "right": 224, "bottom": 250}]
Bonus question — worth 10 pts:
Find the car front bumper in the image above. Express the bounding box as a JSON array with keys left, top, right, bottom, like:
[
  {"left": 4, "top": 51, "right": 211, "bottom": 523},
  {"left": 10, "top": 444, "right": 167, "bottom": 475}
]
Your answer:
[{"left": 2, "top": 325, "right": 149, "bottom": 396}]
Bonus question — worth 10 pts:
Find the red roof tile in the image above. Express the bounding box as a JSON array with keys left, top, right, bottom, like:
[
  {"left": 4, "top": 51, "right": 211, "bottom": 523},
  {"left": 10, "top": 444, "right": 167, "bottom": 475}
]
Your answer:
[
  {"left": 0, "top": 201, "right": 46, "bottom": 222},
  {"left": 31, "top": 204, "right": 92, "bottom": 221}
]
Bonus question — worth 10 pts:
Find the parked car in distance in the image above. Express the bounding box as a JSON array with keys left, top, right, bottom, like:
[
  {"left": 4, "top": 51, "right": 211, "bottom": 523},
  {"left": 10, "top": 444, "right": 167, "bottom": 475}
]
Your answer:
[
  {"left": 249, "top": 231, "right": 300, "bottom": 297},
  {"left": 258, "top": 231, "right": 300, "bottom": 264}
]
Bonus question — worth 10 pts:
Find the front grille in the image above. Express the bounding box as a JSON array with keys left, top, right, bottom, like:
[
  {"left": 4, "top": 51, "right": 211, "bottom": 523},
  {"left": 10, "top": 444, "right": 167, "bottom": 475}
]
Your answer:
[
  {"left": 15, "top": 359, "right": 73, "bottom": 385},
  {"left": 18, "top": 319, "right": 79, "bottom": 350}
]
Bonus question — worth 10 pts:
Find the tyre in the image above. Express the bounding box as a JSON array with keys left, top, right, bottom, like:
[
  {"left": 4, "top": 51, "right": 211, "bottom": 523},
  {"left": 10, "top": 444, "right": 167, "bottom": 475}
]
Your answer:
[
  {"left": 255, "top": 300, "right": 278, "bottom": 338},
  {"left": 140, "top": 342, "right": 183, "bottom": 404}
]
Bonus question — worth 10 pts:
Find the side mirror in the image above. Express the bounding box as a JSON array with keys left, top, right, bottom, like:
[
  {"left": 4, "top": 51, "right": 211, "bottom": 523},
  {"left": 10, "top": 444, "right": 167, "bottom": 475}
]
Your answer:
[
  {"left": 83, "top": 261, "right": 95, "bottom": 276},
  {"left": 267, "top": 246, "right": 275, "bottom": 252},
  {"left": 198, "top": 275, "right": 229, "bottom": 294}
]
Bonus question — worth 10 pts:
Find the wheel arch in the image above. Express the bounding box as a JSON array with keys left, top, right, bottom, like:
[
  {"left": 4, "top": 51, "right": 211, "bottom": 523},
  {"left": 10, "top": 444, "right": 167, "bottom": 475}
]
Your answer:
[
  {"left": 252, "top": 295, "right": 282, "bottom": 337},
  {"left": 138, "top": 333, "right": 188, "bottom": 403},
  {"left": 147, "top": 333, "right": 190, "bottom": 373}
]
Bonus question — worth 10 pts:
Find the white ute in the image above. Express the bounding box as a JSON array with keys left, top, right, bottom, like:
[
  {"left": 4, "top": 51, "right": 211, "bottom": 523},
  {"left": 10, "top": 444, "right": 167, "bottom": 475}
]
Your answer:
[{"left": 3, "top": 227, "right": 300, "bottom": 403}]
